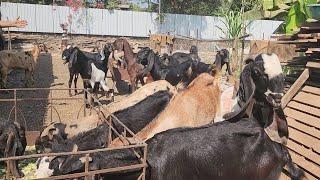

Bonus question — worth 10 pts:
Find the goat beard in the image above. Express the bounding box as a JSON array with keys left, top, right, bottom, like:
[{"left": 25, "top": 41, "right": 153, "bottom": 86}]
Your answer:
[{"left": 266, "top": 94, "right": 281, "bottom": 108}]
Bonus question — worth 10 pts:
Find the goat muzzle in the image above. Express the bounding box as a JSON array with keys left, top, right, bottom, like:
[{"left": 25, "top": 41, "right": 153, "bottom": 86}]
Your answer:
[{"left": 266, "top": 93, "right": 283, "bottom": 108}]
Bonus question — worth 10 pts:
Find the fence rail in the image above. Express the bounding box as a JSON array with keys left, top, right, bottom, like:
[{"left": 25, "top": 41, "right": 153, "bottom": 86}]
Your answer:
[
  {"left": 0, "top": 88, "right": 148, "bottom": 179},
  {"left": 1, "top": 2, "right": 283, "bottom": 40}
]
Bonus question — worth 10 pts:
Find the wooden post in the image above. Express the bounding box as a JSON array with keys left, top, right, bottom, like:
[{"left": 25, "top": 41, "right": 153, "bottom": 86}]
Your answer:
[
  {"left": 232, "top": 38, "right": 239, "bottom": 73},
  {"left": 141, "top": 145, "right": 148, "bottom": 180},
  {"left": 84, "top": 154, "right": 90, "bottom": 180},
  {"left": 282, "top": 68, "right": 310, "bottom": 108},
  {"left": 7, "top": 27, "right": 12, "bottom": 50}
]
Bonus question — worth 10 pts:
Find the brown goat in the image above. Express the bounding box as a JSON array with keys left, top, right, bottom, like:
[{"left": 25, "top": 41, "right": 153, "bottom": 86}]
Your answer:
[
  {"left": 0, "top": 44, "right": 40, "bottom": 88},
  {"left": 113, "top": 38, "right": 145, "bottom": 92},
  {"left": 110, "top": 72, "right": 221, "bottom": 146}
]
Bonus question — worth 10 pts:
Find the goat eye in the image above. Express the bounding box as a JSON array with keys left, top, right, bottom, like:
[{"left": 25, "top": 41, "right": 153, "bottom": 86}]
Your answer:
[{"left": 263, "top": 75, "right": 268, "bottom": 79}]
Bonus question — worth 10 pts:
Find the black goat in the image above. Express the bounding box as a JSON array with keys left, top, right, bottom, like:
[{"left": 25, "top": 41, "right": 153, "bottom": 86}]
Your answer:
[
  {"left": 47, "top": 109, "right": 303, "bottom": 180},
  {"left": 34, "top": 89, "right": 174, "bottom": 178},
  {"left": 214, "top": 49, "right": 232, "bottom": 75},
  {"left": 138, "top": 48, "right": 193, "bottom": 86},
  {"left": 0, "top": 120, "right": 26, "bottom": 178},
  {"left": 138, "top": 48, "right": 212, "bottom": 86},
  {"left": 35, "top": 89, "right": 173, "bottom": 154},
  {"left": 168, "top": 45, "right": 201, "bottom": 65}
]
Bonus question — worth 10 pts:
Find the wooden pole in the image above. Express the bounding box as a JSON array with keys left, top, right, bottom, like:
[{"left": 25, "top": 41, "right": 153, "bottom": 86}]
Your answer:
[
  {"left": 158, "top": 0, "right": 161, "bottom": 24},
  {"left": 282, "top": 68, "right": 310, "bottom": 108},
  {"left": 239, "top": 0, "right": 245, "bottom": 73},
  {"left": 7, "top": 27, "right": 12, "bottom": 50}
]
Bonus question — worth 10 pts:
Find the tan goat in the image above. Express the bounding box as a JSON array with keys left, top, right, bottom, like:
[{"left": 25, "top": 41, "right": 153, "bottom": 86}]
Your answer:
[
  {"left": 0, "top": 44, "right": 40, "bottom": 88},
  {"left": 110, "top": 72, "right": 221, "bottom": 146}
]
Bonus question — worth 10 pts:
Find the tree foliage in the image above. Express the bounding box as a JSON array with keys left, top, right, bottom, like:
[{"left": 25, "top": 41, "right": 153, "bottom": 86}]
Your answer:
[
  {"left": 148, "top": 0, "right": 223, "bottom": 16},
  {"left": 262, "top": 0, "right": 318, "bottom": 34}
]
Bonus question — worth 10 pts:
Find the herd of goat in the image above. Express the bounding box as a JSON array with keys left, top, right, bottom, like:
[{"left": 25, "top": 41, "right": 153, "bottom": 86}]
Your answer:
[{"left": 0, "top": 38, "right": 305, "bottom": 179}]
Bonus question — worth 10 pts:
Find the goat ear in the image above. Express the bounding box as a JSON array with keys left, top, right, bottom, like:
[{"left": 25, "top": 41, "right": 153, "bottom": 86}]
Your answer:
[
  {"left": 69, "top": 48, "right": 78, "bottom": 68},
  {"left": 224, "top": 75, "right": 255, "bottom": 122},
  {"left": 264, "top": 108, "right": 288, "bottom": 145},
  {"left": 245, "top": 58, "right": 254, "bottom": 64},
  {"left": 237, "top": 64, "right": 255, "bottom": 107}
]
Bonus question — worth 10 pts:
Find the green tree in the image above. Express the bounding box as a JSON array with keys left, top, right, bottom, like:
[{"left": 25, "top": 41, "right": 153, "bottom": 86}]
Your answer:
[
  {"left": 261, "top": 0, "right": 319, "bottom": 34},
  {"left": 149, "top": 0, "right": 224, "bottom": 16}
]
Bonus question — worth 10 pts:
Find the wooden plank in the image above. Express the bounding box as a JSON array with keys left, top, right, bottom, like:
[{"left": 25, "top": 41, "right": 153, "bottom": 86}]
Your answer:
[
  {"left": 285, "top": 108, "right": 320, "bottom": 129},
  {"left": 301, "top": 26, "right": 320, "bottom": 30},
  {"left": 306, "top": 61, "right": 320, "bottom": 69},
  {"left": 282, "top": 69, "right": 310, "bottom": 108},
  {"left": 295, "top": 48, "right": 320, "bottom": 52},
  {"left": 287, "top": 101, "right": 320, "bottom": 117},
  {"left": 286, "top": 76, "right": 320, "bottom": 88},
  {"left": 282, "top": 166, "right": 317, "bottom": 180},
  {"left": 287, "top": 139, "right": 320, "bottom": 165},
  {"left": 289, "top": 150, "right": 320, "bottom": 178},
  {"left": 288, "top": 127, "right": 320, "bottom": 153},
  {"left": 297, "top": 33, "right": 320, "bottom": 39},
  {"left": 279, "top": 172, "right": 290, "bottom": 180},
  {"left": 302, "top": 86, "right": 320, "bottom": 96},
  {"left": 278, "top": 39, "right": 319, "bottom": 43},
  {"left": 287, "top": 117, "right": 320, "bottom": 139},
  {"left": 294, "top": 92, "right": 320, "bottom": 108}
]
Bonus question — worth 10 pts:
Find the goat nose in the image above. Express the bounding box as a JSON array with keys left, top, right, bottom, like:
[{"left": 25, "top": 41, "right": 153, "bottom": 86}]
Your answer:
[{"left": 271, "top": 93, "right": 282, "bottom": 103}]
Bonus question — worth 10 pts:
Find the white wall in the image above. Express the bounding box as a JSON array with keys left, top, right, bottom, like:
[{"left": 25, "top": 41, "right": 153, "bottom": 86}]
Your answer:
[{"left": 1, "top": 2, "right": 283, "bottom": 40}]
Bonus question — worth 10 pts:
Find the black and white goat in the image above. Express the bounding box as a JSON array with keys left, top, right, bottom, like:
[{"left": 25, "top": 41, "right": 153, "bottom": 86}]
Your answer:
[{"left": 61, "top": 44, "right": 113, "bottom": 103}]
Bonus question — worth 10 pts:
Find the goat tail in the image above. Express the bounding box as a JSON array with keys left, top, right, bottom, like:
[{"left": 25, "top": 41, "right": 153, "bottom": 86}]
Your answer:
[{"left": 283, "top": 147, "right": 305, "bottom": 180}]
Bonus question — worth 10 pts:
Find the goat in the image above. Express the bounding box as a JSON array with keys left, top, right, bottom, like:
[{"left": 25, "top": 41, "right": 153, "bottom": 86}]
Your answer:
[
  {"left": 137, "top": 48, "right": 194, "bottom": 86},
  {"left": 61, "top": 44, "right": 113, "bottom": 103},
  {"left": 110, "top": 72, "right": 221, "bottom": 147},
  {"left": 49, "top": 54, "right": 303, "bottom": 180},
  {"left": 168, "top": 45, "right": 201, "bottom": 65},
  {"left": 35, "top": 123, "right": 109, "bottom": 178},
  {"left": 0, "top": 119, "right": 26, "bottom": 178},
  {"left": 112, "top": 38, "right": 147, "bottom": 92},
  {"left": 214, "top": 49, "right": 232, "bottom": 75},
  {"left": 34, "top": 91, "right": 175, "bottom": 178},
  {"left": 35, "top": 80, "right": 176, "bottom": 154},
  {"left": 0, "top": 43, "right": 40, "bottom": 88}
]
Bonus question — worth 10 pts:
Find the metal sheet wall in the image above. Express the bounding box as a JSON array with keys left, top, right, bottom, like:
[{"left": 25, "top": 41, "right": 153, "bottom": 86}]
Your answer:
[{"left": 1, "top": 2, "right": 283, "bottom": 40}]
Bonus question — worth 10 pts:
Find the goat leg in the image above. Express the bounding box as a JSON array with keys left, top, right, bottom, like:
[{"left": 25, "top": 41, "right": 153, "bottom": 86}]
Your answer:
[
  {"left": 24, "top": 70, "right": 32, "bottom": 88},
  {"left": 68, "top": 73, "right": 74, "bottom": 96},
  {"left": 129, "top": 76, "right": 137, "bottom": 93},
  {"left": 74, "top": 74, "right": 78, "bottom": 95},
  {"left": 2, "top": 69, "right": 8, "bottom": 89},
  {"left": 139, "top": 76, "right": 145, "bottom": 86},
  {"left": 83, "top": 81, "right": 90, "bottom": 108}
]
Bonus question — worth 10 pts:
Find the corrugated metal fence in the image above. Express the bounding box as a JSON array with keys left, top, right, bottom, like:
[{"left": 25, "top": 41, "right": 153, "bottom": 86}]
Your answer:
[{"left": 1, "top": 2, "right": 283, "bottom": 40}]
